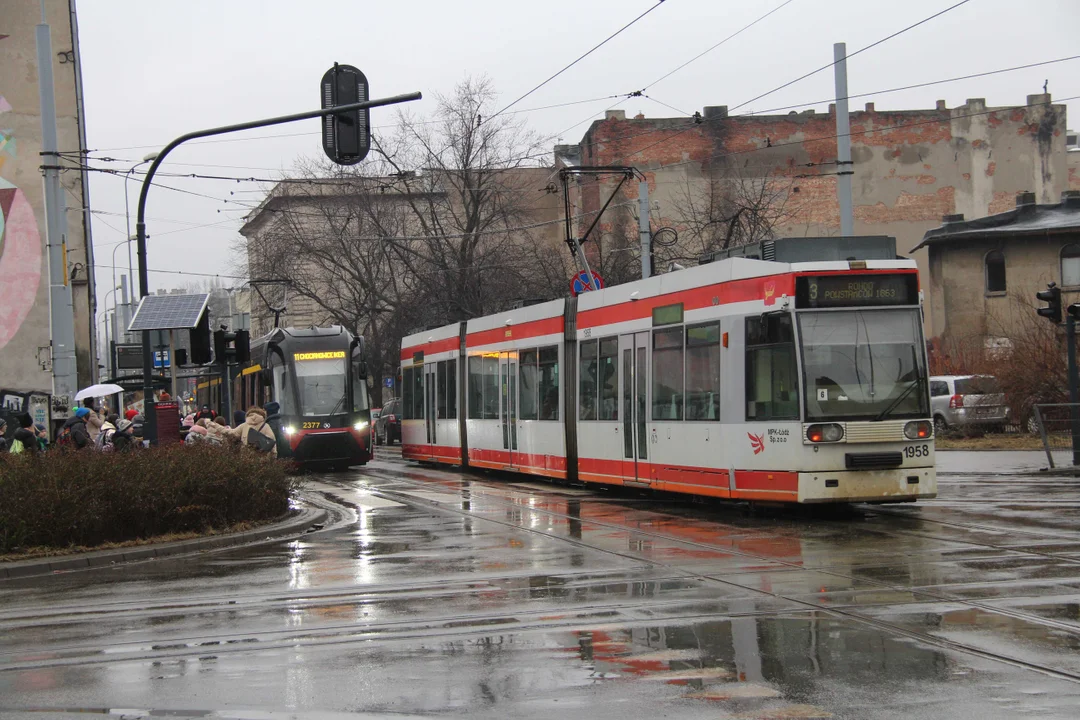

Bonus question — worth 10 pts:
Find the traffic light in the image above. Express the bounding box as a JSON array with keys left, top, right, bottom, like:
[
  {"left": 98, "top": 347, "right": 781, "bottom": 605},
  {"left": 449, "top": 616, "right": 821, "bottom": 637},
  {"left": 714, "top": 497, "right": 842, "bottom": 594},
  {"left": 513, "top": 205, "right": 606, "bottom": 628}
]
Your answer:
[
  {"left": 1069, "top": 304, "right": 1080, "bottom": 321},
  {"left": 1037, "top": 282, "right": 1062, "bottom": 324},
  {"left": 234, "top": 330, "right": 250, "bottom": 363},
  {"left": 213, "top": 328, "right": 250, "bottom": 366},
  {"left": 189, "top": 312, "right": 211, "bottom": 364},
  {"left": 213, "top": 329, "right": 228, "bottom": 364},
  {"left": 321, "top": 63, "right": 370, "bottom": 165}
]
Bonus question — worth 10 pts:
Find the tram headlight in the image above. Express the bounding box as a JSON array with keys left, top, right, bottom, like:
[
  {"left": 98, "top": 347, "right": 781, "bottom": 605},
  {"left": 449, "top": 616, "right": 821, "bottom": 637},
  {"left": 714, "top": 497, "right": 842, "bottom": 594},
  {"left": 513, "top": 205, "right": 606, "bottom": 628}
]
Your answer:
[
  {"left": 353, "top": 421, "right": 369, "bottom": 432},
  {"left": 806, "top": 423, "right": 844, "bottom": 443},
  {"left": 904, "top": 420, "right": 932, "bottom": 440},
  {"left": 283, "top": 425, "right": 296, "bottom": 436}
]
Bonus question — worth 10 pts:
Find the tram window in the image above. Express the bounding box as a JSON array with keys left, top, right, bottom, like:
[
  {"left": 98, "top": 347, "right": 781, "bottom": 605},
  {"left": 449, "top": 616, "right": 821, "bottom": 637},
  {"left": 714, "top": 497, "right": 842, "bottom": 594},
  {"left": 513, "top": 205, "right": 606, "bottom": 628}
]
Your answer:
[
  {"left": 519, "top": 349, "right": 539, "bottom": 421},
  {"left": 412, "top": 365, "right": 425, "bottom": 419},
  {"left": 446, "top": 359, "right": 457, "bottom": 418},
  {"left": 272, "top": 363, "right": 292, "bottom": 415},
  {"left": 578, "top": 340, "right": 598, "bottom": 420},
  {"left": 539, "top": 346, "right": 560, "bottom": 421},
  {"left": 402, "top": 367, "right": 414, "bottom": 420},
  {"left": 482, "top": 355, "right": 500, "bottom": 419},
  {"left": 746, "top": 315, "right": 799, "bottom": 420},
  {"left": 598, "top": 337, "right": 618, "bottom": 421},
  {"left": 685, "top": 323, "right": 721, "bottom": 421},
  {"left": 467, "top": 356, "right": 483, "bottom": 419},
  {"left": 436, "top": 361, "right": 447, "bottom": 419},
  {"left": 652, "top": 327, "right": 684, "bottom": 420}
]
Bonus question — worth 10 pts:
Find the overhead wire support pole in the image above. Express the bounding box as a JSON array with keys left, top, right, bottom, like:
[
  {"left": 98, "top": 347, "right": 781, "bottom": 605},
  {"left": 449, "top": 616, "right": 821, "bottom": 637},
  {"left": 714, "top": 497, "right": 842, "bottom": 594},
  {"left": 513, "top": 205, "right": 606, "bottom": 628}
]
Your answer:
[
  {"left": 134, "top": 91, "right": 421, "bottom": 444},
  {"left": 833, "top": 42, "right": 855, "bottom": 237}
]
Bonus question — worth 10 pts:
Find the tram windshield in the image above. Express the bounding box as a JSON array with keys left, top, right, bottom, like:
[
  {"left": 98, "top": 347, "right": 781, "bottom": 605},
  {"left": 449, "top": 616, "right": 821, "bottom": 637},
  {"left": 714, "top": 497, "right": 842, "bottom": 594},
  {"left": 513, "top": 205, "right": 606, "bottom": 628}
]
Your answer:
[
  {"left": 293, "top": 356, "right": 347, "bottom": 416},
  {"left": 799, "top": 308, "right": 928, "bottom": 421}
]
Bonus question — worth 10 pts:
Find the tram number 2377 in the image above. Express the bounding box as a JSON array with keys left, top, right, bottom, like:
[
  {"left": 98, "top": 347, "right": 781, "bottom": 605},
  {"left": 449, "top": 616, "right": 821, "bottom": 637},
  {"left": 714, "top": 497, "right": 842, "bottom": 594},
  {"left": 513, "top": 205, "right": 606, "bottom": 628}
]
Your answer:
[{"left": 903, "top": 444, "right": 930, "bottom": 459}]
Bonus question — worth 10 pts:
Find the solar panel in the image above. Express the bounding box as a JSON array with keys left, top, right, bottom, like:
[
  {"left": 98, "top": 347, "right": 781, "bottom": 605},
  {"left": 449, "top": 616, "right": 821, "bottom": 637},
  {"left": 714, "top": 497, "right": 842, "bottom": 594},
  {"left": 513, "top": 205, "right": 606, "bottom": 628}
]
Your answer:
[{"left": 127, "top": 293, "right": 210, "bottom": 331}]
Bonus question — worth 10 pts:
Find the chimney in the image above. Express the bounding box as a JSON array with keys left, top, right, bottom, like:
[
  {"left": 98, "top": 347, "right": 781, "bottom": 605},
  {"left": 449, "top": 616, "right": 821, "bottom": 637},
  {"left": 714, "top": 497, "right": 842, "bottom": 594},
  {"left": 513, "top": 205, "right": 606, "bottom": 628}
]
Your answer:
[
  {"left": 942, "top": 213, "right": 965, "bottom": 225},
  {"left": 864, "top": 102, "right": 875, "bottom": 112},
  {"left": 936, "top": 100, "right": 947, "bottom": 111},
  {"left": 605, "top": 109, "right": 626, "bottom": 121},
  {"left": 634, "top": 113, "right": 645, "bottom": 120},
  {"left": 703, "top": 105, "right": 728, "bottom": 120},
  {"left": 1016, "top": 191, "right": 1037, "bottom": 208}
]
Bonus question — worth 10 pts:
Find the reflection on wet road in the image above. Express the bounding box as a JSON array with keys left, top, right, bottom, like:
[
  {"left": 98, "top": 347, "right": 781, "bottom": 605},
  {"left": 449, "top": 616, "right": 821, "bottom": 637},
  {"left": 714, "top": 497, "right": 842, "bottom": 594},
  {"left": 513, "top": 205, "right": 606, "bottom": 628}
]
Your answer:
[{"left": 2, "top": 448, "right": 1080, "bottom": 719}]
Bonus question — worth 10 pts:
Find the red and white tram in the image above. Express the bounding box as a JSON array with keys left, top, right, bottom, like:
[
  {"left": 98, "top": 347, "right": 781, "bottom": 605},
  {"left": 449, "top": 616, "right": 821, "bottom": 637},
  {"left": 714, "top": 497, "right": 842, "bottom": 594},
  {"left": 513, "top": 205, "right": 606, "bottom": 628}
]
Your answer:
[{"left": 399, "top": 256, "right": 935, "bottom": 504}]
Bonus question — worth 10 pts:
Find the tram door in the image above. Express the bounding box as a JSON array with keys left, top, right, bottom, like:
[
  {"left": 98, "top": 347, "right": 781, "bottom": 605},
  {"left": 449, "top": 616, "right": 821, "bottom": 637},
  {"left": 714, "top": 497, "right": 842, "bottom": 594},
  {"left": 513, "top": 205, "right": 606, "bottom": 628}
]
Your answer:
[
  {"left": 424, "top": 362, "right": 437, "bottom": 454},
  {"left": 619, "top": 332, "right": 649, "bottom": 483},
  {"left": 500, "top": 352, "right": 518, "bottom": 467}
]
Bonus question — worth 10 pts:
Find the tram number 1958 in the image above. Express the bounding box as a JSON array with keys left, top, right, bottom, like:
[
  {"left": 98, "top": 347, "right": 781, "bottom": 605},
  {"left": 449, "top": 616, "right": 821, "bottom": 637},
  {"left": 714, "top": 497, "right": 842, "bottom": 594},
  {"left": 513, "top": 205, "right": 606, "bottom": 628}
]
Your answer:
[{"left": 903, "top": 444, "right": 930, "bottom": 459}]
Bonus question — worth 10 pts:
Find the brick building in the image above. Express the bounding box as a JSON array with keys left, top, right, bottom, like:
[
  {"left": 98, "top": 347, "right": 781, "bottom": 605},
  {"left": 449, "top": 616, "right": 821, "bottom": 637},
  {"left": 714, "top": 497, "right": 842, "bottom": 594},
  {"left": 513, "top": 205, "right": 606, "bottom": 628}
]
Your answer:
[{"left": 561, "top": 94, "right": 1072, "bottom": 337}]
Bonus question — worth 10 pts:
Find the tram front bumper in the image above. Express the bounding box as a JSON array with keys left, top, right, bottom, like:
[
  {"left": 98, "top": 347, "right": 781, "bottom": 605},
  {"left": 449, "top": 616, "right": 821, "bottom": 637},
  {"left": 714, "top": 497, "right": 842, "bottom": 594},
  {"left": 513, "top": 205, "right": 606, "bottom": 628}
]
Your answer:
[{"left": 798, "top": 466, "right": 936, "bottom": 503}]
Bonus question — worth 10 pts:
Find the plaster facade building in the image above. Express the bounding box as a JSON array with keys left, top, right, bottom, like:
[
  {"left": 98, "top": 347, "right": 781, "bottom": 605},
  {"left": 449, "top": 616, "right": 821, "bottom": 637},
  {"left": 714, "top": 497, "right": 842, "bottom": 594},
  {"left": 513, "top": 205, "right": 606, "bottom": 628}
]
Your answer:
[
  {"left": 912, "top": 190, "right": 1080, "bottom": 351},
  {"left": 0, "top": 0, "right": 95, "bottom": 410},
  {"left": 562, "top": 94, "right": 1070, "bottom": 337}
]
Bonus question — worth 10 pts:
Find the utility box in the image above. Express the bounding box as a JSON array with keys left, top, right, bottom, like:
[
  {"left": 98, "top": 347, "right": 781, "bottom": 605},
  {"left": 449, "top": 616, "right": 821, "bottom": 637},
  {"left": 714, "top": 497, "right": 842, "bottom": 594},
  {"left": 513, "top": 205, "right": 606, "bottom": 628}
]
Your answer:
[{"left": 701, "top": 236, "right": 898, "bottom": 264}]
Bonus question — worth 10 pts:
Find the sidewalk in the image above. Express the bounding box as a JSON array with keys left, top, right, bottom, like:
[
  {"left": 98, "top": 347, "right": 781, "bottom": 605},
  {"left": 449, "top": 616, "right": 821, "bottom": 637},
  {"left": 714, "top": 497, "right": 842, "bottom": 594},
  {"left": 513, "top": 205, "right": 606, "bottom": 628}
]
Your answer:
[
  {"left": 0, "top": 503, "right": 327, "bottom": 581},
  {"left": 935, "top": 449, "right": 1069, "bottom": 475}
]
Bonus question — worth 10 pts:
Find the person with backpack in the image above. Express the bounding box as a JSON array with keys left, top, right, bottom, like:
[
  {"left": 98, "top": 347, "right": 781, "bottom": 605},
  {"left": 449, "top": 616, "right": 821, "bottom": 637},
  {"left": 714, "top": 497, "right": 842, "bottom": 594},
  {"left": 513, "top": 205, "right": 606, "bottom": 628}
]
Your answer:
[
  {"left": 58, "top": 408, "right": 93, "bottom": 450},
  {"left": 194, "top": 405, "right": 217, "bottom": 423},
  {"left": 9, "top": 413, "right": 39, "bottom": 455},
  {"left": 227, "top": 407, "right": 277, "bottom": 456},
  {"left": 96, "top": 415, "right": 118, "bottom": 451}
]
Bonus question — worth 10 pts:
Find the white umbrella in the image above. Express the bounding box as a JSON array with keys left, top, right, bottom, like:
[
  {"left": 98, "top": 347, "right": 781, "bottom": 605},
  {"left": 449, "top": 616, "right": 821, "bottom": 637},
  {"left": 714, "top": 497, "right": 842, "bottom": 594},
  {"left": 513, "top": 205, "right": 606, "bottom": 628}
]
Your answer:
[{"left": 74, "top": 383, "right": 125, "bottom": 402}]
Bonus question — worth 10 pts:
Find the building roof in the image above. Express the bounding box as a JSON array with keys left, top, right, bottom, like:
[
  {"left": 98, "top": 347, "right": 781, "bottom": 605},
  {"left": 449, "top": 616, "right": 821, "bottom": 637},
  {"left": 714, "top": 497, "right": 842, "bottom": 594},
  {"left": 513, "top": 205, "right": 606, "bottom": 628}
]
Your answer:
[{"left": 912, "top": 192, "right": 1080, "bottom": 251}]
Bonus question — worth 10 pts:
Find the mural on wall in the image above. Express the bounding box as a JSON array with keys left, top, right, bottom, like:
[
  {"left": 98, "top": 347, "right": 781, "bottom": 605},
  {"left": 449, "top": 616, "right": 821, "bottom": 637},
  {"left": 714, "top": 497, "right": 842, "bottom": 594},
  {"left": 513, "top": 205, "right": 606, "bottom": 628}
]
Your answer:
[{"left": 0, "top": 33, "right": 44, "bottom": 352}]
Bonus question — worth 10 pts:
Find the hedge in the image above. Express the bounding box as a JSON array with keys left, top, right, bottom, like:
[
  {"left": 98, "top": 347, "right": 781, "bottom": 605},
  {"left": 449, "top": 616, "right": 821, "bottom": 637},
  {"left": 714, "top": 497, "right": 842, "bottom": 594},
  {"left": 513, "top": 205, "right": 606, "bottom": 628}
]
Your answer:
[{"left": 0, "top": 443, "right": 295, "bottom": 553}]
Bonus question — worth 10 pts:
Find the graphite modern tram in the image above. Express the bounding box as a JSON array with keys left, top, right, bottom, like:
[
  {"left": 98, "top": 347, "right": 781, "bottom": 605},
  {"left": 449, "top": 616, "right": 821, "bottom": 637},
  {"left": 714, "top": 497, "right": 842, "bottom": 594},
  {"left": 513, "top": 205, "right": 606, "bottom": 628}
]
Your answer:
[{"left": 399, "top": 256, "right": 936, "bottom": 504}]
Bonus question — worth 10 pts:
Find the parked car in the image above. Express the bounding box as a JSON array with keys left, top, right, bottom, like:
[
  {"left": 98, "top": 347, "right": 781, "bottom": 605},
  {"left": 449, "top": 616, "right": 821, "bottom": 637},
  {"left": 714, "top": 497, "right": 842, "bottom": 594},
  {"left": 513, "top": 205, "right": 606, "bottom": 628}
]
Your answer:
[
  {"left": 369, "top": 407, "right": 381, "bottom": 447},
  {"left": 375, "top": 398, "right": 401, "bottom": 445},
  {"left": 929, "top": 375, "right": 1008, "bottom": 433}
]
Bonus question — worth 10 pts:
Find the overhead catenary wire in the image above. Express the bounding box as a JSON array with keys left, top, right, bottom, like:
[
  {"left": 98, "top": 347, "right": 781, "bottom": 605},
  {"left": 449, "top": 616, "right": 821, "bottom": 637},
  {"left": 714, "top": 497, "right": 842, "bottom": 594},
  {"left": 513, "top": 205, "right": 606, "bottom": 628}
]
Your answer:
[{"left": 486, "top": 0, "right": 670, "bottom": 123}]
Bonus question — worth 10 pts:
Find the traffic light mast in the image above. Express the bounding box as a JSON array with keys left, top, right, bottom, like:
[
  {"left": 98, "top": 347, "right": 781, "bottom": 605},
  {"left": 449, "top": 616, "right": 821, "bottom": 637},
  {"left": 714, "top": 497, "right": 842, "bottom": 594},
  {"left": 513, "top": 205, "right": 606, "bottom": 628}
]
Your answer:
[{"left": 1036, "top": 282, "right": 1080, "bottom": 465}]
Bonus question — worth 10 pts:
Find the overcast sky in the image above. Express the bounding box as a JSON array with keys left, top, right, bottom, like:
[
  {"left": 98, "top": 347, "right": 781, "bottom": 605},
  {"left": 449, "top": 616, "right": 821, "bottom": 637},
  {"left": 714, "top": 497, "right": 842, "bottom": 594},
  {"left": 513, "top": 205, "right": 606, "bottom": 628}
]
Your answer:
[{"left": 77, "top": 0, "right": 1079, "bottom": 308}]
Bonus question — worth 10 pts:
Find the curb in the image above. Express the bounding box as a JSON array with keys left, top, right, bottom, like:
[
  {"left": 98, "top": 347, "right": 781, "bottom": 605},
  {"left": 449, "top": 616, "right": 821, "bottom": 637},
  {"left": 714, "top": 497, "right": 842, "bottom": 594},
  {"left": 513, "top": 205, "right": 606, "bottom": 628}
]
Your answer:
[{"left": 0, "top": 505, "right": 328, "bottom": 581}]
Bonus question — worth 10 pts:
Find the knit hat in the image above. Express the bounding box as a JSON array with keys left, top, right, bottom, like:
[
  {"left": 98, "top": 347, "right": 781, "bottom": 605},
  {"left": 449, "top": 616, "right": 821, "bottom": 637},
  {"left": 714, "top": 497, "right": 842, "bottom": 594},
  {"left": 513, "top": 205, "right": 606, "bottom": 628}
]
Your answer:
[
  {"left": 264, "top": 401, "right": 280, "bottom": 415},
  {"left": 18, "top": 413, "right": 33, "bottom": 428},
  {"left": 116, "top": 419, "right": 133, "bottom": 433},
  {"left": 75, "top": 407, "right": 90, "bottom": 418},
  {"left": 246, "top": 407, "right": 267, "bottom": 418},
  {"left": 125, "top": 409, "right": 138, "bottom": 421}
]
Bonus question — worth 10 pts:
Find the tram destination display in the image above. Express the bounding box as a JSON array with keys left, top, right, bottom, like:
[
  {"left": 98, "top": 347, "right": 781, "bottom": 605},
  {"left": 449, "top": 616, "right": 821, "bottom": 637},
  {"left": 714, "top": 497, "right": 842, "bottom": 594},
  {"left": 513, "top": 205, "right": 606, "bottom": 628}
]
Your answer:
[{"left": 795, "top": 273, "right": 917, "bottom": 308}]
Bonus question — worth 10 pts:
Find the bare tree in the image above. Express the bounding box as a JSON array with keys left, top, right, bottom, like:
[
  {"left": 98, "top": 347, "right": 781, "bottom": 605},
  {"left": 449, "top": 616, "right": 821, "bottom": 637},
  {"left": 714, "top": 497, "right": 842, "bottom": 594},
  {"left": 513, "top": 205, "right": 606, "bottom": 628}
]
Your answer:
[
  {"left": 244, "top": 77, "right": 568, "bottom": 400},
  {"left": 666, "top": 165, "right": 800, "bottom": 265}
]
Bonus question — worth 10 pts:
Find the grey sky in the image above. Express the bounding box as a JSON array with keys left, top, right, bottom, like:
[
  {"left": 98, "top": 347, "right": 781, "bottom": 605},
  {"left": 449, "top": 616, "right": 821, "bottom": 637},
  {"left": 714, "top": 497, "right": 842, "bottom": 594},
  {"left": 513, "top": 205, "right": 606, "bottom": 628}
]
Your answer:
[{"left": 77, "top": 0, "right": 1080, "bottom": 308}]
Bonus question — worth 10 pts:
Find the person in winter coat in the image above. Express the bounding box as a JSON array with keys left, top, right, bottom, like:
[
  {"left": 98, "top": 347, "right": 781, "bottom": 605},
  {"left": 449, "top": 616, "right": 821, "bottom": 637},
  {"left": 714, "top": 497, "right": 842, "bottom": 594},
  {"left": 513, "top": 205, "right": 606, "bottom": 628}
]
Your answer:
[
  {"left": 60, "top": 408, "right": 93, "bottom": 449},
  {"left": 194, "top": 405, "right": 217, "bottom": 423},
  {"left": 124, "top": 408, "right": 138, "bottom": 422},
  {"left": 226, "top": 407, "right": 277, "bottom": 457},
  {"left": 83, "top": 400, "right": 104, "bottom": 442},
  {"left": 0, "top": 417, "right": 8, "bottom": 454},
  {"left": 111, "top": 419, "right": 136, "bottom": 452},
  {"left": 263, "top": 401, "right": 290, "bottom": 458},
  {"left": 34, "top": 423, "right": 50, "bottom": 451},
  {"left": 9, "top": 413, "right": 39, "bottom": 455}
]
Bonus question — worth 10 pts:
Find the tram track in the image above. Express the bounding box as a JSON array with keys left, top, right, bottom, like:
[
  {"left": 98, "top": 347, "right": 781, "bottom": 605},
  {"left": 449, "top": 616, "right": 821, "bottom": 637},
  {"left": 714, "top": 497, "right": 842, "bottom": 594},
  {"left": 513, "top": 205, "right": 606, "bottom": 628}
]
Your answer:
[{"left": 336, "top": 463, "right": 1080, "bottom": 684}]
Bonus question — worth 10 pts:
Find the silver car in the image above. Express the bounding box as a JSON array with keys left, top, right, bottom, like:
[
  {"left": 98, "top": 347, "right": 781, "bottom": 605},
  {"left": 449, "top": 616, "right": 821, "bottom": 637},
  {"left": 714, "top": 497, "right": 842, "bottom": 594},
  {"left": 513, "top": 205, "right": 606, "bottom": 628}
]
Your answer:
[{"left": 929, "top": 375, "right": 1008, "bottom": 433}]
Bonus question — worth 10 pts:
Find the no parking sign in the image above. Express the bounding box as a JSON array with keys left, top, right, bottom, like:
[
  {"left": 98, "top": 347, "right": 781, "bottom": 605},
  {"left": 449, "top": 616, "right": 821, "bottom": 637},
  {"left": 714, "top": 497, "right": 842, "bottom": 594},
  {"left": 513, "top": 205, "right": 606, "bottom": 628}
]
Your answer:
[{"left": 569, "top": 270, "right": 604, "bottom": 297}]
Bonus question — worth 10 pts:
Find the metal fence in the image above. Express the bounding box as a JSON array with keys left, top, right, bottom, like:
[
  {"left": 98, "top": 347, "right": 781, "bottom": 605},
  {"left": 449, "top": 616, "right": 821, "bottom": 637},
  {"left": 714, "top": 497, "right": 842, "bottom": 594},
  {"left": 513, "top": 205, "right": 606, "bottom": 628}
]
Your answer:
[{"left": 1033, "top": 403, "right": 1080, "bottom": 468}]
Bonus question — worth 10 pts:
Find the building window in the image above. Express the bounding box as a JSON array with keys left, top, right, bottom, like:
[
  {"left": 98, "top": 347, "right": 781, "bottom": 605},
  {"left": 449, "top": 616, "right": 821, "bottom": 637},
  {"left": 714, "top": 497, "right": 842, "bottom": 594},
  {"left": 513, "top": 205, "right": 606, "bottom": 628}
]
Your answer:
[
  {"left": 985, "top": 250, "right": 1006, "bottom": 294},
  {"left": 1062, "top": 244, "right": 1080, "bottom": 287}
]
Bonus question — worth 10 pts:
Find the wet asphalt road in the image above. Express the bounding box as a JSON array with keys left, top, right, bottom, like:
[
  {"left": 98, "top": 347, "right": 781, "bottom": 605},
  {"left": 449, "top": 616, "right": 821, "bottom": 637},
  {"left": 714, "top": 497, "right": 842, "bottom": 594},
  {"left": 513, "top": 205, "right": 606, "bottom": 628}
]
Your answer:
[{"left": 2, "top": 450, "right": 1080, "bottom": 719}]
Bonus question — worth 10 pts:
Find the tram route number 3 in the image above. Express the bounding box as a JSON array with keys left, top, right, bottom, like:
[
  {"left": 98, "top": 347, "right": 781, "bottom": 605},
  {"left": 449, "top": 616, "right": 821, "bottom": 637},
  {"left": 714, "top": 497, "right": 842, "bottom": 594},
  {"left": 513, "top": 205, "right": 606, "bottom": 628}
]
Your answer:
[{"left": 903, "top": 444, "right": 930, "bottom": 458}]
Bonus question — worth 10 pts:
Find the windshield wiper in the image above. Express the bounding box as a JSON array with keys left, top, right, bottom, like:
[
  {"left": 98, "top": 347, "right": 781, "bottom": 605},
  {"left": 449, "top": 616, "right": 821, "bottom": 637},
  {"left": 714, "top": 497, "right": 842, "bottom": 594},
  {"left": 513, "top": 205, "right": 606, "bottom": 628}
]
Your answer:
[
  {"left": 874, "top": 379, "right": 920, "bottom": 422},
  {"left": 325, "top": 390, "right": 348, "bottom": 418}
]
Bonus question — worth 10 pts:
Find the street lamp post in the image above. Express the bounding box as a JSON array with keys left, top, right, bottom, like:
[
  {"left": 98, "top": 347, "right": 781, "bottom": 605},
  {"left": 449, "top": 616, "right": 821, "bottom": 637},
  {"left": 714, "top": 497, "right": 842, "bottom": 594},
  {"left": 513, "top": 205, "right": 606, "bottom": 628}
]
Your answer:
[{"left": 123, "top": 154, "right": 158, "bottom": 328}]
